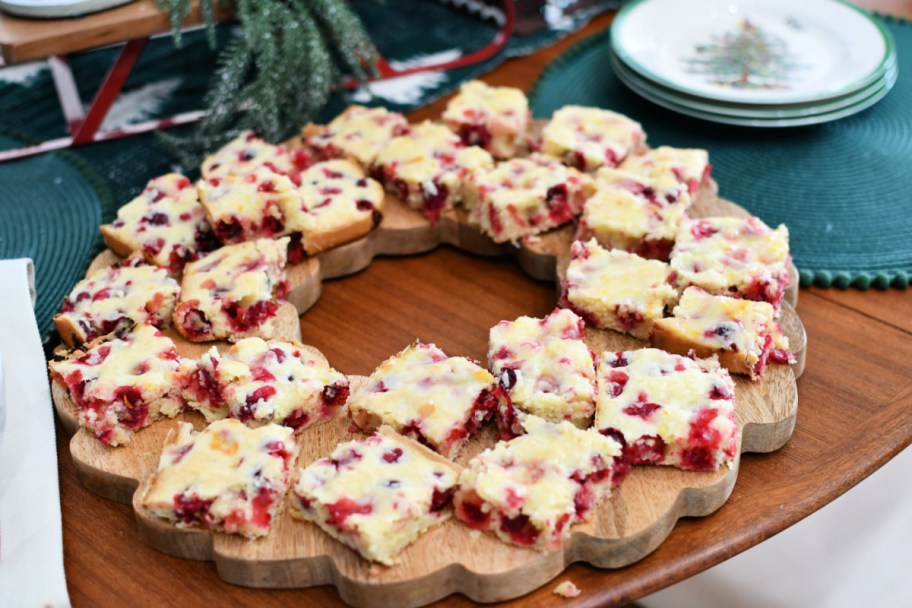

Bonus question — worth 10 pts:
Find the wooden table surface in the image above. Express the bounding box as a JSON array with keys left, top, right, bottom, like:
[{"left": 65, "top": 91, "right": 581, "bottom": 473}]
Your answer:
[{"left": 55, "top": 1, "right": 911, "bottom": 606}]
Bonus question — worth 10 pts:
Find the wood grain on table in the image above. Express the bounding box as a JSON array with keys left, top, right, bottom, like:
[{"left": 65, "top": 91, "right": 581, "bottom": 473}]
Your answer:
[{"left": 55, "top": 1, "right": 911, "bottom": 607}]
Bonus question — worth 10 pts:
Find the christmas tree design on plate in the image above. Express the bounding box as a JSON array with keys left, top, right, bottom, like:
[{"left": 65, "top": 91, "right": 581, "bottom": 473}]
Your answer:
[{"left": 684, "top": 19, "right": 805, "bottom": 90}]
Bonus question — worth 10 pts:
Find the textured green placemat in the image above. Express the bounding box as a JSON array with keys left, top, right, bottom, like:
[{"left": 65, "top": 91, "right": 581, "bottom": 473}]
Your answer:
[
  {"left": 0, "top": 132, "right": 115, "bottom": 343},
  {"left": 530, "top": 15, "right": 911, "bottom": 289}
]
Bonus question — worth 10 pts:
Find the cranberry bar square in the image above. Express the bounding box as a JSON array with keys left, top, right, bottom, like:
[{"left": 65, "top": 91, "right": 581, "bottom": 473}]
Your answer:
[
  {"left": 172, "top": 237, "right": 289, "bottom": 342},
  {"left": 100, "top": 173, "right": 218, "bottom": 273},
  {"left": 201, "top": 130, "right": 312, "bottom": 185},
  {"left": 561, "top": 239, "right": 678, "bottom": 339},
  {"left": 48, "top": 323, "right": 183, "bottom": 446},
  {"left": 595, "top": 348, "right": 738, "bottom": 471},
  {"left": 371, "top": 121, "right": 493, "bottom": 223},
  {"left": 348, "top": 341, "right": 503, "bottom": 459},
  {"left": 303, "top": 104, "right": 410, "bottom": 167},
  {"left": 290, "top": 426, "right": 460, "bottom": 565},
  {"left": 454, "top": 415, "right": 627, "bottom": 551},
  {"left": 651, "top": 286, "right": 794, "bottom": 380},
  {"left": 442, "top": 79, "right": 531, "bottom": 159},
  {"left": 620, "top": 146, "right": 711, "bottom": 197},
  {"left": 180, "top": 337, "right": 349, "bottom": 429},
  {"left": 141, "top": 419, "right": 299, "bottom": 539},
  {"left": 197, "top": 166, "right": 302, "bottom": 245},
  {"left": 290, "top": 159, "right": 385, "bottom": 256},
  {"left": 541, "top": 105, "right": 646, "bottom": 171},
  {"left": 465, "top": 154, "right": 595, "bottom": 243},
  {"left": 54, "top": 254, "right": 180, "bottom": 347},
  {"left": 488, "top": 308, "right": 597, "bottom": 435},
  {"left": 670, "top": 216, "right": 791, "bottom": 310},
  {"left": 576, "top": 168, "right": 690, "bottom": 261}
]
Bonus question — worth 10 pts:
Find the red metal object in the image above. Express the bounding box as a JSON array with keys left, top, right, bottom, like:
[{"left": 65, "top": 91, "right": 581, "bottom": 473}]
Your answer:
[
  {"left": 0, "top": 36, "right": 153, "bottom": 162},
  {"left": 71, "top": 37, "right": 147, "bottom": 145},
  {"left": 373, "top": 0, "right": 516, "bottom": 79},
  {"left": 0, "top": 109, "right": 206, "bottom": 162}
]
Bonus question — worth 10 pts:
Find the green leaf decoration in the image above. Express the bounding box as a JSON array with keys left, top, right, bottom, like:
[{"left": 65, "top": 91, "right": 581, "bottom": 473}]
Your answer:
[{"left": 155, "top": 0, "right": 379, "bottom": 166}]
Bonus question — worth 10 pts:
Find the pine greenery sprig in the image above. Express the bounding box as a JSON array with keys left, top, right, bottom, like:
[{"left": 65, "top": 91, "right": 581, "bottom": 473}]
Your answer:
[{"left": 156, "top": 0, "right": 378, "bottom": 167}]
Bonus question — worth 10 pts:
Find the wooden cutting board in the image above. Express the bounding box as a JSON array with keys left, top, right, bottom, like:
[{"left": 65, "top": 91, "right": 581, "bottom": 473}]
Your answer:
[{"left": 51, "top": 185, "right": 805, "bottom": 607}]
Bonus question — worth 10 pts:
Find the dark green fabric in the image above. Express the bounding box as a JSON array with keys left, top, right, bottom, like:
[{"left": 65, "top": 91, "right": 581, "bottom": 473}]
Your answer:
[
  {"left": 0, "top": 133, "right": 115, "bottom": 342},
  {"left": 530, "top": 15, "right": 912, "bottom": 289}
]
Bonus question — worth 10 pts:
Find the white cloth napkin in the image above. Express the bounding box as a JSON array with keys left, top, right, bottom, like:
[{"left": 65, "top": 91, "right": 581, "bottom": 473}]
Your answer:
[{"left": 0, "top": 258, "right": 70, "bottom": 607}]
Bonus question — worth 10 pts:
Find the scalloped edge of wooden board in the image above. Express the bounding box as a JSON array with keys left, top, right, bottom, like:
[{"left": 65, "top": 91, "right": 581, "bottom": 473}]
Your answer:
[
  {"left": 54, "top": 181, "right": 803, "bottom": 607},
  {"left": 53, "top": 324, "right": 795, "bottom": 608},
  {"left": 55, "top": 366, "right": 747, "bottom": 608}
]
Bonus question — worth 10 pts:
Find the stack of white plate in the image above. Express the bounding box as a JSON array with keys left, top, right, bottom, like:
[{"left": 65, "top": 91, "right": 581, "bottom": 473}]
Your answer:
[{"left": 609, "top": 0, "right": 897, "bottom": 127}]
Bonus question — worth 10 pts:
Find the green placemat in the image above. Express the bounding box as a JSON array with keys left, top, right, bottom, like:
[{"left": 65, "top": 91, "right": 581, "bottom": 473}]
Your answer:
[
  {"left": 530, "top": 15, "right": 912, "bottom": 289},
  {"left": 0, "top": 133, "right": 115, "bottom": 343}
]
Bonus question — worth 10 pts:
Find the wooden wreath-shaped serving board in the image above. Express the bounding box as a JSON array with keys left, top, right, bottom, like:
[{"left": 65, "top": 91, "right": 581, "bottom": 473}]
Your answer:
[{"left": 52, "top": 183, "right": 806, "bottom": 608}]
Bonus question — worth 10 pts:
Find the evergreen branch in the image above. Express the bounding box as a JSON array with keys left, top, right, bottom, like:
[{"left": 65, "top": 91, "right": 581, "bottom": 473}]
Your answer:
[
  {"left": 293, "top": 4, "right": 335, "bottom": 118},
  {"left": 200, "top": 35, "right": 251, "bottom": 128},
  {"left": 305, "top": 0, "right": 379, "bottom": 81},
  {"left": 236, "top": 0, "right": 281, "bottom": 138},
  {"left": 156, "top": 0, "right": 193, "bottom": 48},
  {"left": 157, "top": 0, "right": 234, "bottom": 48},
  {"left": 154, "top": 0, "right": 380, "bottom": 168},
  {"left": 197, "top": 0, "right": 218, "bottom": 47}
]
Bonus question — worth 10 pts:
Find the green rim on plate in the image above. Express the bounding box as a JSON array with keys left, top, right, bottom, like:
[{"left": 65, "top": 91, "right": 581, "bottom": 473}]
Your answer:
[
  {"left": 610, "top": 0, "right": 896, "bottom": 106},
  {"left": 610, "top": 52, "right": 898, "bottom": 126},
  {"left": 530, "top": 14, "right": 912, "bottom": 289},
  {"left": 610, "top": 51, "right": 898, "bottom": 120}
]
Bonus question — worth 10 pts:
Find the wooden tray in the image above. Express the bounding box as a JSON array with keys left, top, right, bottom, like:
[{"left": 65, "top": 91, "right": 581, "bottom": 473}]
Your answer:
[{"left": 52, "top": 186, "right": 806, "bottom": 607}]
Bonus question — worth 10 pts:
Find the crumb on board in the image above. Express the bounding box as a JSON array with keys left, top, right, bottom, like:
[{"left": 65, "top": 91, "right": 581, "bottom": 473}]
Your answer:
[
  {"left": 469, "top": 530, "right": 482, "bottom": 540},
  {"left": 552, "top": 580, "right": 581, "bottom": 598}
]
